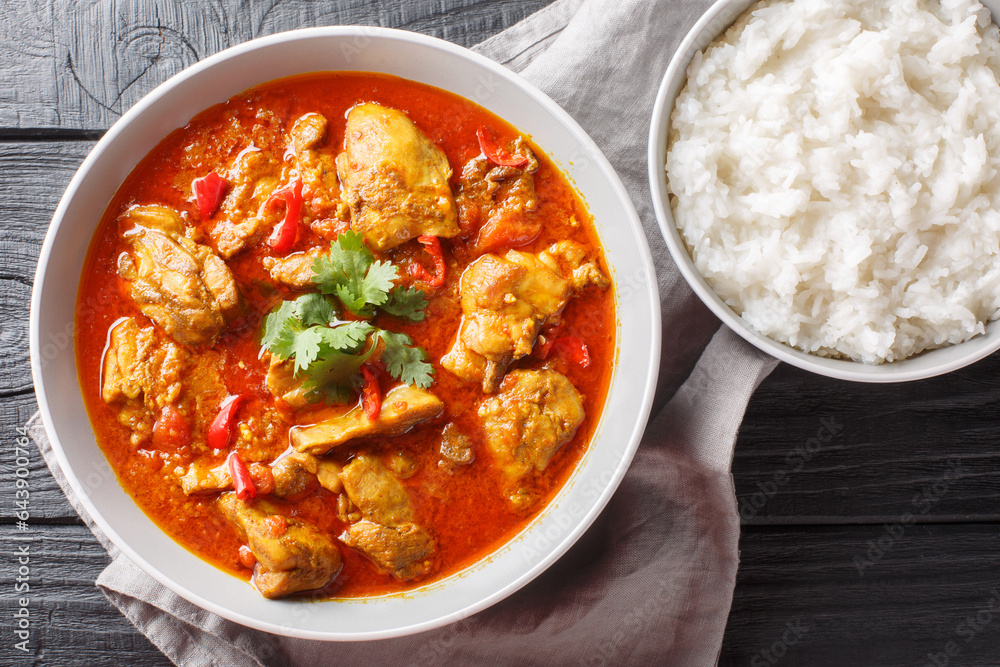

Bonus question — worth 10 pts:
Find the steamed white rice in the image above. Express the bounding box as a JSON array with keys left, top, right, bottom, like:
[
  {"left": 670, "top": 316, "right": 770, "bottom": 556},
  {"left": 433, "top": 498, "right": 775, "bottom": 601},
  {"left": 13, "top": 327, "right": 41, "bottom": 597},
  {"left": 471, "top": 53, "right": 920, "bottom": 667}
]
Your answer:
[{"left": 666, "top": 0, "right": 1000, "bottom": 363}]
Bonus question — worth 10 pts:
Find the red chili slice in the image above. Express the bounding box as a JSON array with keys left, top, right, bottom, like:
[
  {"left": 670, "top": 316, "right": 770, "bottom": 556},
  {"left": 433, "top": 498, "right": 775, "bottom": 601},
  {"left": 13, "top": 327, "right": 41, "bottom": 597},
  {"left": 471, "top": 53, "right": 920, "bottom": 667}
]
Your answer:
[
  {"left": 409, "top": 235, "right": 446, "bottom": 287},
  {"left": 476, "top": 127, "right": 530, "bottom": 168},
  {"left": 208, "top": 394, "right": 245, "bottom": 450},
  {"left": 228, "top": 451, "right": 257, "bottom": 502},
  {"left": 266, "top": 178, "right": 304, "bottom": 254},
  {"left": 193, "top": 171, "right": 227, "bottom": 218},
  {"left": 360, "top": 363, "right": 382, "bottom": 421}
]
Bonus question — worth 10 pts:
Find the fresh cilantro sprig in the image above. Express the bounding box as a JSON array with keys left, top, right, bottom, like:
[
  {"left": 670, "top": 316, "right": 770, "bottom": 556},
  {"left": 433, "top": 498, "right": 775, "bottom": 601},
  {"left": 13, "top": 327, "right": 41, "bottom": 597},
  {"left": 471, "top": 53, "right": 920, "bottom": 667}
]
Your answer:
[
  {"left": 260, "top": 235, "right": 434, "bottom": 405},
  {"left": 312, "top": 231, "right": 428, "bottom": 320}
]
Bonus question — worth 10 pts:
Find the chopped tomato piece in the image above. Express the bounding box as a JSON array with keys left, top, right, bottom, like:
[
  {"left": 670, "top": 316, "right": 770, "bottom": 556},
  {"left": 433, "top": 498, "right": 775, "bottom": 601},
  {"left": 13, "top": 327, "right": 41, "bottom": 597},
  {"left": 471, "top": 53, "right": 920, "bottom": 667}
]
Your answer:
[
  {"left": 552, "top": 336, "right": 591, "bottom": 367},
  {"left": 249, "top": 463, "right": 275, "bottom": 496},
  {"left": 193, "top": 171, "right": 227, "bottom": 218},
  {"left": 266, "top": 179, "right": 304, "bottom": 254},
  {"left": 477, "top": 127, "right": 529, "bottom": 168},
  {"left": 474, "top": 215, "right": 541, "bottom": 252},
  {"left": 208, "top": 394, "right": 245, "bottom": 450},
  {"left": 360, "top": 363, "right": 382, "bottom": 421},
  {"left": 237, "top": 544, "right": 257, "bottom": 569},
  {"left": 151, "top": 405, "right": 190, "bottom": 450},
  {"left": 409, "top": 235, "right": 446, "bottom": 287},
  {"left": 228, "top": 451, "right": 257, "bottom": 502},
  {"left": 265, "top": 515, "right": 287, "bottom": 537},
  {"left": 535, "top": 334, "right": 590, "bottom": 367}
]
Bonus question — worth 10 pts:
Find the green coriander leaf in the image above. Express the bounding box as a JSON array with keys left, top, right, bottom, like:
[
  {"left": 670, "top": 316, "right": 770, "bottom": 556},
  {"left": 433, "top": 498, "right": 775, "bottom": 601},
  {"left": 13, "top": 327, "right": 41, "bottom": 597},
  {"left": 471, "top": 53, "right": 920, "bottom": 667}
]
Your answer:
[
  {"left": 316, "top": 321, "right": 375, "bottom": 355},
  {"left": 301, "top": 343, "right": 378, "bottom": 404},
  {"left": 377, "top": 330, "right": 434, "bottom": 389},
  {"left": 312, "top": 231, "right": 372, "bottom": 295},
  {"left": 292, "top": 292, "right": 337, "bottom": 327},
  {"left": 289, "top": 327, "right": 325, "bottom": 374},
  {"left": 381, "top": 286, "right": 429, "bottom": 322},
  {"left": 260, "top": 300, "right": 300, "bottom": 360}
]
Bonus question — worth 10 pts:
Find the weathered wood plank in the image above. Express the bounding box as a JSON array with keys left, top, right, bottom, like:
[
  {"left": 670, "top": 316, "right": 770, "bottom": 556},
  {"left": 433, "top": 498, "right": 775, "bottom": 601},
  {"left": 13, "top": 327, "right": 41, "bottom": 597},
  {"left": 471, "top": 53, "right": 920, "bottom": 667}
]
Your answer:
[
  {"left": 0, "top": 524, "right": 170, "bottom": 665},
  {"left": 0, "top": 141, "right": 94, "bottom": 399},
  {"left": 722, "top": 524, "right": 1000, "bottom": 666},
  {"left": 733, "top": 352, "right": 1000, "bottom": 524},
  {"left": 2, "top": 0, "right": 553, "bottom": 130}
]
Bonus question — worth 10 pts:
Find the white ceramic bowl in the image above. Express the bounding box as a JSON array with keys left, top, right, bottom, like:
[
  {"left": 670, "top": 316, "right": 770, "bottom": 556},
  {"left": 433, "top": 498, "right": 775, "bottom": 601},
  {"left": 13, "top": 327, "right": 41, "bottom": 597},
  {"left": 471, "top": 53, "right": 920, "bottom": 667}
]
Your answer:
[
  {"left": 649, "top": 0, "right": 1000, "bottom": 382},
  {"left": 30, "top": 28, "right": 660, "bottom": 640}
]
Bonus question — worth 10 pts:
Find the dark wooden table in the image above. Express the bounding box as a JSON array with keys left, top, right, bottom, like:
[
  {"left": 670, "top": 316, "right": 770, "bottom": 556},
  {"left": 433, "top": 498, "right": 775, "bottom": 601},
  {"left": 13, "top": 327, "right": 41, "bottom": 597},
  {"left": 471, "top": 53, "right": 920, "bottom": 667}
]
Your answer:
[{"left": 4, "top": 1, "right": 1000, "bottom": 665}]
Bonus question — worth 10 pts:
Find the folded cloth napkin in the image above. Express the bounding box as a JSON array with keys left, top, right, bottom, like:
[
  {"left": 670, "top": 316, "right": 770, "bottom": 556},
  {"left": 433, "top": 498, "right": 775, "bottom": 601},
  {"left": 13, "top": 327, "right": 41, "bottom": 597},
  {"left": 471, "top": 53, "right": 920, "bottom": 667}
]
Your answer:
[{"left": 30, "top": 0, "right": 779, "bottom": 663}]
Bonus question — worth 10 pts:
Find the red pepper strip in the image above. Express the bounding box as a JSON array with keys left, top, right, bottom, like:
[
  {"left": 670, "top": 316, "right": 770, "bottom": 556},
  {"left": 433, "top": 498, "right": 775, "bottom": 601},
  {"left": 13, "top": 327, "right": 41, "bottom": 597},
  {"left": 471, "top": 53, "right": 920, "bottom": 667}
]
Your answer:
[
  {"left": 266, "top": 178, "right": 303, "bottom": 254},
  {"left": 360, "top": 363, "right": 382, "bottom": 421},
  {"left": 208, "top": 394, "right": 245, "bottom": 450},
  {"left": 193, "top": 171, "right": 227, "bottom": 218},
  {"left": 409, "top": 235, "right": 446, "bottom": 287},
  {"left": 476, "top": 127, "right": 530, "bottom": 168},
  {"left": 552, "top": 336, "right": 591, "bottom": 368},
  {"left": 228, "top": 451, "right": 257, "bottom": 502}
]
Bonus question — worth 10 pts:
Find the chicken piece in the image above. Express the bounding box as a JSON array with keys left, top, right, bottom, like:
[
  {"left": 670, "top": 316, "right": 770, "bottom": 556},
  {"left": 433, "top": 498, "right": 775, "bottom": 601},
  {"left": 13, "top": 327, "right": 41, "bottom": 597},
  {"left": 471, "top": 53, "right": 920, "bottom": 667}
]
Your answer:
[
  {"left": 271, "top": 451, "right": 343, "bottom": 497},
  {"left": 478, "top": 369, "right": 585, "bottom": 508},
  {"left": 338, "top": 454, "right": 435, "bottom": 580},
  {"left": 218, "top": 494, "right": 341, "bottom": 599},
  {"left": 455, "top": 142, "right": 540, "bottom": 251},
  {"left": 102, "top": 317, "right": 184, "bottom": 406},
  {"left": 261, "top": 246, "right": 324, "bottom": 289},
  {"left": 180, "top": 461, "right": 230, "bottom": 495},
  {"left": 339, "top": 454, "right": 414, "bottom": 526},
  {"left": 209, "top": 148, "right": 288, "bottom": 258},
  {"left": 181, "top": 453, "right": 340, "bottom": 497},
  {"left": 340, "top": 520, "right": 435, "bottom": 580},
  {"left": 102, "top": 317, "right": 187, "bottom": 447},
  {"left": 336, "top": 103, "right": 460, "bottom": 251},
  {"left": 439, "top": 423, "right": 474, "bottom": 467},
  {"left": 118, "top": 205, "right": 243, "bottom": 346},
  {"left": 538, "top": 241, "right": 610, "bottom": 292},
  {"left": 290, "top": 385, "right": 444, "bottom": 455},
  {"left": 290, "top": 113, "right": 345, "bottom": 221},
  {"left": 442, "top": 242, "right": 608, "bottom": 392},
  {"left": 440, "top": 251, "right": 568, "bottom": 392},
  {"left": 264, "top": 353, "right": 311, "bottom": 410}
]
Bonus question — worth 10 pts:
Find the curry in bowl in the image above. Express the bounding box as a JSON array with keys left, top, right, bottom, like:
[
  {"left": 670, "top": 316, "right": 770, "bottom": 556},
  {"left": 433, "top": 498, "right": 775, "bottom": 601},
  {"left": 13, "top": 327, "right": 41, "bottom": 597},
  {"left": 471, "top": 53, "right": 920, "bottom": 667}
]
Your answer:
[{"left": 76, "top": 72, "right": 615, "bottom": 599}]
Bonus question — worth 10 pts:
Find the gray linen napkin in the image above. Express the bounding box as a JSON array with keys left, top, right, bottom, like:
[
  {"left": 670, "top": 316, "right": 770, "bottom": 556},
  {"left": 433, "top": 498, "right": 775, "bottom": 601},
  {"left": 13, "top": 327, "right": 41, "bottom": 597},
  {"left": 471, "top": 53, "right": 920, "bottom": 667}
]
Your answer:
[{"left": 30, "top": 0, "right": 779, "bottom": 663}]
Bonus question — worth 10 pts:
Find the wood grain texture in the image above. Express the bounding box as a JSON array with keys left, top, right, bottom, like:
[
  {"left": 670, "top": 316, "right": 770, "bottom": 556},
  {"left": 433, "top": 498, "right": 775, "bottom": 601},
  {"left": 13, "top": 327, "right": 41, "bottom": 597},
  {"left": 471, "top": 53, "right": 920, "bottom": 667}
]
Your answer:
[
  {"left": 2, "top": 0, "right": 553, "bottom": 130},
  {"left": 722, "top": 524, "right": 1000, "bottom": 666},
  {"left": 733, "top": 354, "right": 1000, "bottom": 524},
  {"left": 0, "top": 524, "right": 171, "bottom": 666}
]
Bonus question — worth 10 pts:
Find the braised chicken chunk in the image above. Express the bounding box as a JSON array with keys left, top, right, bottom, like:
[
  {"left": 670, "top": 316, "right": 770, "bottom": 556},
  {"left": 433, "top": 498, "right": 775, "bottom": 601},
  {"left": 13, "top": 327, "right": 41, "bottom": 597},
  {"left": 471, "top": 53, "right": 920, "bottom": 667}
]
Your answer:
[
  {"left": 338, "top": 454, "right": 435, "bottom": 579},
  {"left": 261, "top": 247, "right": 324, "bottom": 289},
  {"left": 290, "top": 113, "right": 347, "bottom": 222},
  {"left": 272, "top": 451, "right": 343, "bottom": 497},
  {"left": 340, "top": 521, "right": 435, "bottom": 580},
  {"left": 210, "top": 148, "right": 289, "bottom": 258},
  {"left": 102, "top": 316, "right": 228, "bottom": 449},
  {"left": 442, "top": 242, "right": 606, "bottom": 392},
  {"left": 336, "top": 103, "right": 460, "bottom": 251},
  {"left": 290, "top": 385, "right": 444, "bottom": 455},
  {"left": 478, "top": 369, "right": 585, "bottom": 509},
  {"left": 456, "top": 141, "right": 540, "bottom": 252},
  {"left": 117, "top": 205, "right": 243, "bottom": 346},
  {"left": 219, "top": 494, "right": 342, "bottom": 599}
]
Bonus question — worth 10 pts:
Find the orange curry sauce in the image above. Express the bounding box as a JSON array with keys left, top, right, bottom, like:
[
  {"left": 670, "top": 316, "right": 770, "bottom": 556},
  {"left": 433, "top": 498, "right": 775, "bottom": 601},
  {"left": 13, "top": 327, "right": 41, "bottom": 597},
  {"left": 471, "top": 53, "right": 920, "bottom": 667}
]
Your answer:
[{"left": 75, "top": 73, "right": 615, "bottom": 598}]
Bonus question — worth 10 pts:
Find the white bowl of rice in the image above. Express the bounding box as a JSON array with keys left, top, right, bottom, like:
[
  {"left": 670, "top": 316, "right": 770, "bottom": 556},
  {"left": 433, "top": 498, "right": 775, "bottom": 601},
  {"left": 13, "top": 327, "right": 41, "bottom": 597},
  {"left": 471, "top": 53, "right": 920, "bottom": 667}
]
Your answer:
[{"left": 650, "top": 0, "right": 1000, "bottom": 381}]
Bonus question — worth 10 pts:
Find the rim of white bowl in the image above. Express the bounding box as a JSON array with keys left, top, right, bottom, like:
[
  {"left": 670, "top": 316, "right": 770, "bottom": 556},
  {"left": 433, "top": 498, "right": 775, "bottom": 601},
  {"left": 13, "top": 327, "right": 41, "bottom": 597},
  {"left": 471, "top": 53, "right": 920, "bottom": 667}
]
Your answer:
[
  {"left": 648, "top": 0, "right": 1000, "bottom": 383},
  {"left": 31, "top": 26, "right": 660, "bottom": 640}
]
